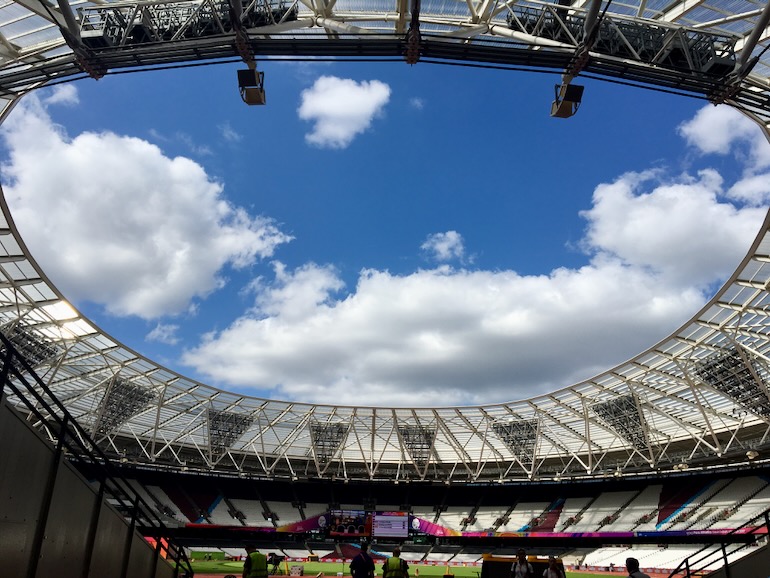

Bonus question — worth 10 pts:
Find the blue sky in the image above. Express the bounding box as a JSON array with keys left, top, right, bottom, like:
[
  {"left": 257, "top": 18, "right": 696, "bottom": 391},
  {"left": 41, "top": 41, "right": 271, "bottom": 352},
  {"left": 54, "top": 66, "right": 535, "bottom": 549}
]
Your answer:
[{"left": 1, "top": 59, "right": 769, "bottom": 406}]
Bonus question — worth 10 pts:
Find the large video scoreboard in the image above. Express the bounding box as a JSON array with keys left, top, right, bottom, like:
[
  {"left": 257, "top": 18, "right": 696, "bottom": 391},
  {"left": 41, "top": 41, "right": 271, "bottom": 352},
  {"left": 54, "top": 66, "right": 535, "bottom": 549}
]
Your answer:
[
  {"left": 372, "top": 511, "right": 409, "bottom": 538},
  {"left": 328, "top": 510, "right": 410, "bottom": 538}
]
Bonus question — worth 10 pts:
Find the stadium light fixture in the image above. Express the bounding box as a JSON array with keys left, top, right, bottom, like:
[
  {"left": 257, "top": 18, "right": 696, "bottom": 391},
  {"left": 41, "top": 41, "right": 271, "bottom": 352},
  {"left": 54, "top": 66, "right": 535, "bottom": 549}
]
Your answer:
[
  {"left": 550, "top": 83, "right": 584, "bottom": 118},
  {"left": 747, "top": 449, "right": 760, "bottom": 460},
  {"left": 238, "top": 68, "right": 266, "bottom": 105}
]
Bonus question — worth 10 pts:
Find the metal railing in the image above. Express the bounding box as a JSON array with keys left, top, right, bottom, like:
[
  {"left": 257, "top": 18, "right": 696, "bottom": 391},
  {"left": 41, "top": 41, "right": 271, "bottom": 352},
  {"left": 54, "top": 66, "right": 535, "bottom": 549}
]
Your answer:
[
  {"left": 667, "top": 508, "right": 770, "bottom": 578},
  {"left": 0, "top": 330, "right": 195, "bottom": 578}
]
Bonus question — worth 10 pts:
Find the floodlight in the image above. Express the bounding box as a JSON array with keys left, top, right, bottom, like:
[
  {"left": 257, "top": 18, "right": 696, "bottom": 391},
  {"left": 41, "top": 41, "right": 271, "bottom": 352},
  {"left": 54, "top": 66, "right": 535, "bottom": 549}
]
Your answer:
[
  {"left": 551, "top": 83, "right": 584, "bottom": 118},
  {"left": 238, "top": 68, "right": 266, "bottom": 105}
]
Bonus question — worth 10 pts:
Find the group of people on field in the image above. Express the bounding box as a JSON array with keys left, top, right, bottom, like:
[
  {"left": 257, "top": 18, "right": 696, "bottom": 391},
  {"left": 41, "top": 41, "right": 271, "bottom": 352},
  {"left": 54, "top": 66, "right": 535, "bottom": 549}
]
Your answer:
[
  {"left": 243, "top": 544, "right": 652, "bottom": 578},
  {"left": 350, "top": 545, "right": 406, "bottom": 578}
]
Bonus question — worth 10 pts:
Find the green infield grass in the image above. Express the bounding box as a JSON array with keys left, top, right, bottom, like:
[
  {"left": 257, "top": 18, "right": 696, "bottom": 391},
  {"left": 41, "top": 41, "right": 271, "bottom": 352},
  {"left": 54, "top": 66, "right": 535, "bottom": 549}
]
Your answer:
[{"left": 188, "top": 559, "right": 607, "bottom": 578}]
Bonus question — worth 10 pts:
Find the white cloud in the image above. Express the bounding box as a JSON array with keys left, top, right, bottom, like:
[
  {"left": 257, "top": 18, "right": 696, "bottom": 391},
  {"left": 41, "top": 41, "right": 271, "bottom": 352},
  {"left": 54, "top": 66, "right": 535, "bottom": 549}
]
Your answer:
[
  {"left": 219, "top": 121, "right": 242, "bottom": 143},
  {"left": 298, "top": 76, "right": 391, "bottom": 149},
  {"left": 1, "top": 94, "right": 293, "bottom": 319},
  {"left": 183, "top": 258, "right": 710, "bottom": 406},
  {"left": 43, "top": 84, "right": 79, "bottom": 106},
  {"left": 147, "top": 323, "right": 181, "bottom": 345},
  {"left": 409, "top": 97, "right": 425, "bottom": 110},
  {"left": 181, "top": 102, "right": 770, "bottom": 405},
  {"left": 678, "top": 104, "right": 770, "bottom": 170},
  {"left": 727, "top": 172, "right": 770, "bottom": 206},
  {"left": 182, "top": 167, "right": 764, "bottom": 406},
  {"left": 421, "top": 231, "right": 465, "bottom": 263},
  {"left": 175, "top": 131, "right": 212, "bottom": 156},
  {"left": 580, "top": 168, "right": 764, "bottom": 287}
]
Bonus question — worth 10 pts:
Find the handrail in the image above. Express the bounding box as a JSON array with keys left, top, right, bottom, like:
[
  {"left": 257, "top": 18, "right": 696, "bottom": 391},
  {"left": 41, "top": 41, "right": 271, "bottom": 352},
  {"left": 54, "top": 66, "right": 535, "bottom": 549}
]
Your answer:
[
  {"left": 667, "top": 507, "right": 769, "bottom": 577},
  {"left": 0, "top": 331, "right": 195, "bottom": 578}
]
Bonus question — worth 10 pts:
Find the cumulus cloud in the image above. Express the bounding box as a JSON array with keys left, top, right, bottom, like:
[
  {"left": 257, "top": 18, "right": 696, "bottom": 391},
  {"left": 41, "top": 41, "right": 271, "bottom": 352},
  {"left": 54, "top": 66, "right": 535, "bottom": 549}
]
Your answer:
[
  {"left": 298, "top": 76, "right": 391, "bottom": 148},
  {"left": 147, "top": 323, "right": 181, "bottom": 345},
  {"left": 183, "top": 255, "right": 712, "bottom": 406},
  {"left": 421, "top": 231, "right": 466, "bottom": 263},
  {"left": 43, "top": 85, "right": 79, "bottom": 106},
  {"left": 6, "top": 94, "right": 769, "bottom": 407},
  {"left": 181, "top": 102, "right": 770, "bottom": 405},
  {"left": 409, "top": 97, "right": 425, "bottom": 110},
  {"left": 1, "top": 92, "right": 293, "bottom": 319},
  {"left": 182, "top": 159, "right": 765, "bottom": 405},
  {"left": 580, "top": 168, "right": 764, "bottom": 287},
  {"left": 678, "top": 104, "right": 770, "bottom": 170}
]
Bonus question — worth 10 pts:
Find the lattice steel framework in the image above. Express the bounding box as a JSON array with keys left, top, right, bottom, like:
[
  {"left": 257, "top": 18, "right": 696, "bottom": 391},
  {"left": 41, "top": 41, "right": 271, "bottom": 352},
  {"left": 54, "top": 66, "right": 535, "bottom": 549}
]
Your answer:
[
  {"left": 493, "top": 419, "right": 539, "bottom": 468},
  {"left": 93, "top": 376, "right": 157, "bottom": 437},
  {"left": 207, "top": 408, "right": 254, "bottom": 456},
  {"left": 310, "top": 421, "right": 349, "bottom": 475},
  {"left": 695, "top": 346, "right": 770, "bottom": 418},
  {"left": 398, "top": 424, "right": 436, "bottom": 477},
  {"left": 4, "top": 0, "right": 770, "bottom": 481},
  {"left": 591, "top": 395, "right": 649, "bottom": 454},
  {"left": 3, "top": 0, "right": 770, "bottom": 141},
  {"left": 1, "top": 321, "right": 59, "bottom": 373}
]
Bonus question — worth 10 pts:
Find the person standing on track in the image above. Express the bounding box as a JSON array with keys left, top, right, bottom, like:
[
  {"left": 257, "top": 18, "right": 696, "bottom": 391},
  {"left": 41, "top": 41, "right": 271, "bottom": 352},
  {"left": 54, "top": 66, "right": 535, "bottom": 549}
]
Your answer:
[
  {"left": 243, "top": 545, "right": 268, "bottom": 578},
  {"left": 383, "top": 547, "right": 409, "bottom": 578}
]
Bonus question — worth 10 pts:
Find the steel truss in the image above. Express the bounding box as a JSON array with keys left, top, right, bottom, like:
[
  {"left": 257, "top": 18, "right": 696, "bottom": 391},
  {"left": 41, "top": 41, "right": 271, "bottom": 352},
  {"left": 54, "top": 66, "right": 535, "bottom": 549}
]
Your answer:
[
  {"left": 3, "top": 0, "right": 770, "bottom": 482},
  {"left": 2, "top": 0, "right": 770, "bottom": 132}
]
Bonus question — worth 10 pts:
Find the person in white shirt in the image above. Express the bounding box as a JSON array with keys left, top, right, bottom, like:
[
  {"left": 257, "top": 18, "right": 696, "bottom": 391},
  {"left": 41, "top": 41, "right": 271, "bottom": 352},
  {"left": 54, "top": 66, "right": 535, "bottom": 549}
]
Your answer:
[
  {"left": 625, "top": 557, "right": 651, "bottom": 578},
  {"left": 542, "top": 557, "right": 564, "bottom": 578},
  {"left": 510, "top": 549, "right": 533, "bottom": 578}
]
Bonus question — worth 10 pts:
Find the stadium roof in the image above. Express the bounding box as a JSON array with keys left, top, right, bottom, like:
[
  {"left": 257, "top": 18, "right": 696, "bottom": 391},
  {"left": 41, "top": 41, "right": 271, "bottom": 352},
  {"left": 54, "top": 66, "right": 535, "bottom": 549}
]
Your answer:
[{"left": 3, "top": 0, "right": 770, "bottom": 482}]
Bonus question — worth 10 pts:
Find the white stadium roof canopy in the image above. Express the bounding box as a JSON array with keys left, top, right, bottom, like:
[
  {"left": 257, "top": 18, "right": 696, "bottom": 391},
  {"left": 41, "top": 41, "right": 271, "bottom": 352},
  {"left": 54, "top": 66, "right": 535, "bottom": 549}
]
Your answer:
[{"left": 3, "top": 0, "right": 770, "bottom": 482}]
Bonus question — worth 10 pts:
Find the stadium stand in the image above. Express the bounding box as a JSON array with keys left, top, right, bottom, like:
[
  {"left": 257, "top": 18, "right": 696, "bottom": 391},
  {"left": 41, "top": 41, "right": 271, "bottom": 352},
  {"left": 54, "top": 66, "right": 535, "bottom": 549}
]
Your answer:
[{"left": 231, "top": 498, "right": 275, "bottom": 527}]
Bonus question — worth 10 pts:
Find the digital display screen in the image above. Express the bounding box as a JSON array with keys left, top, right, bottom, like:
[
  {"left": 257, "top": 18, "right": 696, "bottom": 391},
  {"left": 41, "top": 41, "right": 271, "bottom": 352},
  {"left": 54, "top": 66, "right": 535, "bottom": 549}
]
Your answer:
[
  {"left": 329, "top": 509, "right": 370, "bottom": 536},
  {"left": 372, "top": 511, "right": 409, "bottom": 538}
]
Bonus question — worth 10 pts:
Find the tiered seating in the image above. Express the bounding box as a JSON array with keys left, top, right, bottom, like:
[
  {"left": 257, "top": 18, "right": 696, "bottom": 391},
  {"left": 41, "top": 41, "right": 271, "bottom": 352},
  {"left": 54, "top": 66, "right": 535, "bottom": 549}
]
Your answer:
[
  {"left": 569, "top": 492, "right": 635, "bottom": 531},
  {"left": 498, "top": 502, "right": 548, "bottom": 531},
  {"left": 704, "top": 476, "right": 769, "bottom": 529},
  {"left": 451, "top": 553, "right": 482, "bottom": 562},
  {"left": 282, "top": 548, "right": 311, "bottom": 558},
  {"left": 397, "top": 545, "right": 429, "bottom": 562},
  {"left": 338, "top": 544, "right": 365, "bottom": 559},
  {"left": 583, "top": 546, "right": 632, "bottom": 566},
  {"left": 655, "top": 482, "right": 706, "bottom": 528},
  {"left": 412, "top": 507, "right": 435, "bottom": 522},
  {"left": 267, "top": 500, "right": 302, "bottom": 524},
  {"left": 126, "top": 480, "right": 185, "bottom": 524},
  {"left": 466, "top": 506, "right": 506, "bottom": 531},
  {"left": 659, "top": 479, "right": 732, "bottom": 530},
  {"left": 614, "top": 484, "right": 661, "bottom": 531},
  {"left": 308, "top": 545, "right": 335, "bottom": 558},
  {"left": 637, "top": 546, "right": 702, "bottom": 569},
  {"left": 437, "top": 506, "right": 471, "bottom": 530},
  {"left": 425, "top": 549, "right": 460, "bottom": 563},
  {"left": 209, "top": 496, "right": 240, "bottom": 525},
  {"left": 530, "top": 500, "right": 563, "bottom": 532},
  {"left": 231, "top": 498, "right": 274, "bottom": 527},
  {"left": 156, "top": 484, "right": 204, "bottom": 522},
  {"left": 554, "top": 497, "right": 592, "bottom": 531},
  {"left": 304, "top": 502, "right": 329, "bottom": 518}
]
